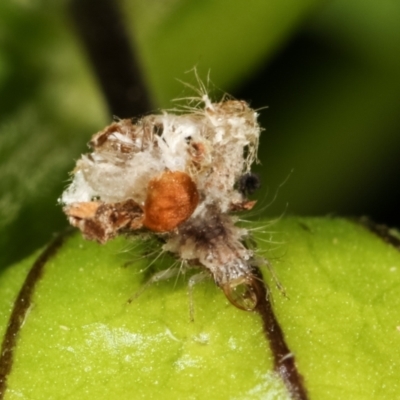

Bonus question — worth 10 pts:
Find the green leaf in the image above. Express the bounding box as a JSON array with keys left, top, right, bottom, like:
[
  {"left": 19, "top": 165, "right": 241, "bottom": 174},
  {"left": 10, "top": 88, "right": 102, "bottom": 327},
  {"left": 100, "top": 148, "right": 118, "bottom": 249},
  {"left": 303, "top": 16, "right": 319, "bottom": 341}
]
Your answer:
[
  {"left": 263, "top": 217, "right": 400, "bottom": 398},
  {"left": 0, "top": 231, "right": 288, "bottom": 399},
  {"left": 1, "top": 217, "right": 400, "bottom": 399}
]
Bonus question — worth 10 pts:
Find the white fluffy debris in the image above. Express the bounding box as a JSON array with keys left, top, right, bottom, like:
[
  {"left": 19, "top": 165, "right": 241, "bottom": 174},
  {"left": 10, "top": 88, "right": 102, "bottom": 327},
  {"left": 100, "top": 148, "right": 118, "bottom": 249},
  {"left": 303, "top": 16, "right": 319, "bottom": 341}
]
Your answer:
[{"left": 61, "top": 97, "right": 260, "bottom": 211}]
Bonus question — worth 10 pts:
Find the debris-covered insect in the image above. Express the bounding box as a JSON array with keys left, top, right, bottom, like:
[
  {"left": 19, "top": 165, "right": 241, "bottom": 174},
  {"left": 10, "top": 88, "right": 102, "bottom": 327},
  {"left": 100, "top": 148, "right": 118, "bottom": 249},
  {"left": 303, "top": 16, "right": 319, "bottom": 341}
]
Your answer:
[{"left": 59, "top": 91, "right": 264, "bottom": 311}]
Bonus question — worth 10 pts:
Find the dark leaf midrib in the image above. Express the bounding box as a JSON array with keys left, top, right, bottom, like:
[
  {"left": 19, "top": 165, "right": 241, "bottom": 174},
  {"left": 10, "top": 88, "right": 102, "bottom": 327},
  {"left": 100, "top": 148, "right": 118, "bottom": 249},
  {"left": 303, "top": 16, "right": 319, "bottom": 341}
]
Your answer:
[{"left": 253, "top": 267, "right": 309, "bottom": 400}]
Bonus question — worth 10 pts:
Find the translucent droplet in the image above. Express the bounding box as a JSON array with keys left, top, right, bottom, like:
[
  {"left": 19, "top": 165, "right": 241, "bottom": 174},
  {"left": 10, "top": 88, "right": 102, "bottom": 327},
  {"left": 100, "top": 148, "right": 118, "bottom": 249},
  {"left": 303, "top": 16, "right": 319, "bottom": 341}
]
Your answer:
[{"left": 222, "top": 277, "right": 259, "bottom": 311}]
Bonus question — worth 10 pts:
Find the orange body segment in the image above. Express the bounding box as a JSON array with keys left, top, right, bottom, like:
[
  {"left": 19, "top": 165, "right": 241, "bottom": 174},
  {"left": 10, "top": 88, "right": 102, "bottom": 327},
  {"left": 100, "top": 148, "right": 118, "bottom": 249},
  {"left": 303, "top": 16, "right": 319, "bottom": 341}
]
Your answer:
[{"left": 143, "top": 171, "right": 199, "bottom": 232}]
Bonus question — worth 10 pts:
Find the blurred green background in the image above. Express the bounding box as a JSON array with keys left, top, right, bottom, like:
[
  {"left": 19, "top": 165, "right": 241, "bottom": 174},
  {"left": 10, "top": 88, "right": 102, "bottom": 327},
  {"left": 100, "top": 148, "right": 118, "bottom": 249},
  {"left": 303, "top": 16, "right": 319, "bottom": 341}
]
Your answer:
[{"left": 0, "top": 0, "right": 399, "bottom": 269}]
